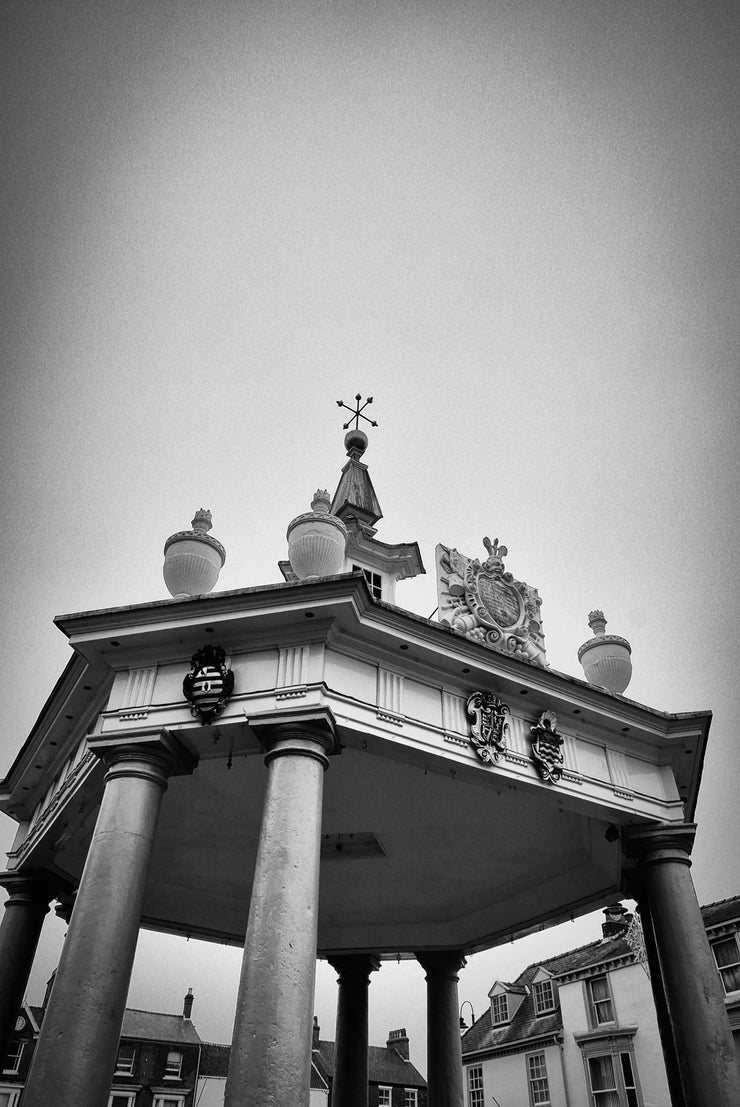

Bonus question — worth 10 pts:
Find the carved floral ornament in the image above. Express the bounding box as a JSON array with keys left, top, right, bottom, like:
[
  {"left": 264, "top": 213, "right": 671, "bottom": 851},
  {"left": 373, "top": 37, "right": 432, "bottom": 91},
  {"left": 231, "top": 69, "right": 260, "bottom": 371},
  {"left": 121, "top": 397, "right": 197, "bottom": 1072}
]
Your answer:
[
  {"left": 465, "top": 694, "right": 566, "bottom": 785},
  {"left": 183, "top": 644, "right": 234, "bottom": 724}
]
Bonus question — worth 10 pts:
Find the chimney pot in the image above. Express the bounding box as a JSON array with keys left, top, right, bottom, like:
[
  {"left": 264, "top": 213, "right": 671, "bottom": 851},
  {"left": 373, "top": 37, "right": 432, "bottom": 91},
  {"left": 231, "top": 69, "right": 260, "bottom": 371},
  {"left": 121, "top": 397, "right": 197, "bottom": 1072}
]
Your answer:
[
  {"left": 386, "top": 1027, "right": 410, "bottom": 1061},
  {"left": 602, "top": 903, "right": 632, "bottom": 939}
]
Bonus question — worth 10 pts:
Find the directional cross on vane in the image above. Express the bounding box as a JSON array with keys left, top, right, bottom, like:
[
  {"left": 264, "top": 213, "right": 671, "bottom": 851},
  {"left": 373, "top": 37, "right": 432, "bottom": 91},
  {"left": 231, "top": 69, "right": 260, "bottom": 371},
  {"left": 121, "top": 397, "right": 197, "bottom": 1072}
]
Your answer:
[{"left": 336, "top": 393, "right": 378, "bottom": 431}]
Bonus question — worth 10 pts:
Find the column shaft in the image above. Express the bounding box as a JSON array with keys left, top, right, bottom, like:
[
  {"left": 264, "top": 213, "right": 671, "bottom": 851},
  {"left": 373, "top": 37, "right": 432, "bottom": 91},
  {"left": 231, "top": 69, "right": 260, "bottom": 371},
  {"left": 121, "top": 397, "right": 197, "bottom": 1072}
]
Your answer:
[
  {"left": 0, "top": 874, "right": 54, "bottom": 1054},
  {"left": 329, "top": 954, "right": 380, "bottom": 1107},
  {"left": 417, "top": 951, "right": 466, "bottom": 1107},
  {"left": 225, "top": 729, "right": 330, "bottom": 1107},
  {"left": 22, "top": 749, "right": 172, "bottom": 1107},
  {"left": 627, "top": 824, "right": 740, "bottom": 1107},
  {"left": 636, "top": 896, "right": 686, "bottom": 1107}
]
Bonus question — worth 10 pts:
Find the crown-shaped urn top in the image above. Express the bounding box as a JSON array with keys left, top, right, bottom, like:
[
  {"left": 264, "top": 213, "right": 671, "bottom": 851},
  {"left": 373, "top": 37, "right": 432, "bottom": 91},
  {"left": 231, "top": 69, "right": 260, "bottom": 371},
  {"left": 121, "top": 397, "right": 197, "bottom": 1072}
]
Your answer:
[
  {"left": 162, "top": 508, "right": 226, "bottom": 598},
  {"left": 191, "top": 508, "right": 213, "bottom": 533}
]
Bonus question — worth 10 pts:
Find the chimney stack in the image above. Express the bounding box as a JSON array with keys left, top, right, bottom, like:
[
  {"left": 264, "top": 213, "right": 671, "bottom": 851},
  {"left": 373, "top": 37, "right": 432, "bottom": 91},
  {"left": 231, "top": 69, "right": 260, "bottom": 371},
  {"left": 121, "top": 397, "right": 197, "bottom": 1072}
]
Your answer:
[
  {"left": 387, "top": 1028, "right": 409, "bottom": 1061},
  {"left": 602, "top": 903, "right": 632, "bottom": 939},
  {"left": 313, "top": 1015, "right": 320, "bottom": 1050},
  {"left": 183, "top": 988, "right": 194, "bottom": 1020}
]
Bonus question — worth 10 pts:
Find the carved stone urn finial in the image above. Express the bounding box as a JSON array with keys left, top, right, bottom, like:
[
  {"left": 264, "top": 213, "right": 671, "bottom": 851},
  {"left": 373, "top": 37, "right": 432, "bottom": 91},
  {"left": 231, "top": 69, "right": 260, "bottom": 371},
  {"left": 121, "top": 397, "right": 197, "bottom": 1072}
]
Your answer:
[
  {"left": 578, "top": 610, "right": 632, "bottom": 694},
  {"left": 286, "top": 490, "right": 348, "bottom": 582},
  {"left": 163, "top": 509, "right": 226, "bottom": 599}
]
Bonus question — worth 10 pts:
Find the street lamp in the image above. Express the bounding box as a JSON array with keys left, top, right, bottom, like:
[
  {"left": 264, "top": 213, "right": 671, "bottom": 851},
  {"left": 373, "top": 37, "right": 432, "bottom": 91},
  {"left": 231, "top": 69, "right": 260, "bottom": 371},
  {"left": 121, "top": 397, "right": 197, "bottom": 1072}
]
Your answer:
[{"left": 459, "top": 999, "right": 476, "bottom": 1033}]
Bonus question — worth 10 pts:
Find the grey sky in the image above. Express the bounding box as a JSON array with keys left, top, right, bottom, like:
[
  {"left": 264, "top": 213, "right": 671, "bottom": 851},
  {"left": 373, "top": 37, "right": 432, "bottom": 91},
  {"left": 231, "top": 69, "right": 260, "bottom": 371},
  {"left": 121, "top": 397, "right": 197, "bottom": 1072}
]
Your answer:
[{"left": 2, "top": 0, "right": 738, "bottom": 1072}]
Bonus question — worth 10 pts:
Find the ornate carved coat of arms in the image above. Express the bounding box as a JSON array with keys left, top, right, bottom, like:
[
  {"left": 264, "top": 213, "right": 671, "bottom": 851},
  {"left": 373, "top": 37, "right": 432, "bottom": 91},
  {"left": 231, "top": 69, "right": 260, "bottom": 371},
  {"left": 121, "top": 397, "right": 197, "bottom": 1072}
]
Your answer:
[
  {"left": 183, "top": 644, "right": 234, "bottom": 724},
  {"left": 466, "top": 692, "right": 510, "bottom": 764},
  {"left": 435, "top": 537, "right": 546, "bottom": 666},
  {"left": 529, "top": 710, "right": 564, "bottom": 783}
]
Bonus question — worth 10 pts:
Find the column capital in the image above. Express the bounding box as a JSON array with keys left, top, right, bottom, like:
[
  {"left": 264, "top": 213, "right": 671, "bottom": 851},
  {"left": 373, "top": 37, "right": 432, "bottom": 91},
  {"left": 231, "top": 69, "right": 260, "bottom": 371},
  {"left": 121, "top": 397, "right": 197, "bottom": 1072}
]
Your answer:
[
  {"left": 416, "top": 950, "right": 467, "bottom": 979},
  {"left": 88, "top": 728, "right": 198, "bottom": 782},
  {"left": 248, "top": 706, "right": 339, "bottom": 767},
  {"left": 623, "top": 822, "right": 697, "bottom": 867},
  {"left": 327, "top": 953, "right": 382, "bottom": 981},
  {"left": 0, "top": 870, "right": 65, "bottom": 910}
]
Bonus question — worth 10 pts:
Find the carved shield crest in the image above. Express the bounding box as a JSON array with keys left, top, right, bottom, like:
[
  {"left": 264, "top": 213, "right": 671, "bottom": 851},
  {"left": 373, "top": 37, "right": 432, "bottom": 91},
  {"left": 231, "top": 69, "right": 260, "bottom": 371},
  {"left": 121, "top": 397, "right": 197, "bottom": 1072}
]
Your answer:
[
  {"left": 529, "top": 710, "right": 564, "bottom": 783},
  {"left": 475, "top": 573, "right": 524, "bottom": 629},
  {"left": 183, "top": 644, "right": 234, "bottom": 724},
  {"left": 466, "top": 691, "right": 510, "bottom": 765}
]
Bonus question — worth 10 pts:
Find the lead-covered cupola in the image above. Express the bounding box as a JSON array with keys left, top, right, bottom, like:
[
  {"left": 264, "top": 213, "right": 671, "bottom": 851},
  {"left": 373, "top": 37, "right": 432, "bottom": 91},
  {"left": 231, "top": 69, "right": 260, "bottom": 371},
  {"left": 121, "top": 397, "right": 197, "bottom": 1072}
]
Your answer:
[{"left": 280, "top": 395, "right": 424, "bottom": 603}]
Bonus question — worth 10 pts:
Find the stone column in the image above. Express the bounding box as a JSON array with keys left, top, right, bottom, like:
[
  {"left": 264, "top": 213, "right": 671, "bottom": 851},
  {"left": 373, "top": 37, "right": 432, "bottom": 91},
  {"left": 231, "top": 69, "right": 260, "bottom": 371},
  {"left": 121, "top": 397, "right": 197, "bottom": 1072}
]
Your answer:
[
  {"left": 225, "top": 711, "right": 336, "bottom": 1107},
  {"left": 634, "top": 893, "right": 686, "bottom": 1107},
  {"left": 417, "top": 951, "right": 466, "bottom": 1107},
  {"left": 328, "top": 953, "right": 381, "bottom": 1107},
  {"left": 22, "top": 737, "right": 193, "bottom": 1107},
  {"left": 0, "top": 872, "right": 59, "bottom": 1054},
  {"left": 625, "top": 823, "right": 740, "bottom": 1107}
]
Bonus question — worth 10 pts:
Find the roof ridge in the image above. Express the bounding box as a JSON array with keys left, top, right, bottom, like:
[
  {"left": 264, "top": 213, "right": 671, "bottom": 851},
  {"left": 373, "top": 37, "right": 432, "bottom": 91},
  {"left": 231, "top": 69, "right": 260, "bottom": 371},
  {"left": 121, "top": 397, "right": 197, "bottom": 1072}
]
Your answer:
[
  {"left": 513, "top": 936, "right": 607, "bottom": 981},
  {"left": 123, "top": 1006, "right": 183, "bottom": 1018},
  {"left": 701, "top": 893, "right": 740, "bottom": 910}
]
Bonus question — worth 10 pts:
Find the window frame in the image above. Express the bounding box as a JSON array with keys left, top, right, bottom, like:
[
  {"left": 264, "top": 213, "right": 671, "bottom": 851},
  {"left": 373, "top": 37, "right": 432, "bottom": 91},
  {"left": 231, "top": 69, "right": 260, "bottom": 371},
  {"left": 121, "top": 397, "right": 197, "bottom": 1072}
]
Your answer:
[
  {"left": 585, "top": 1049, "right": 642, "bottom": 1107},
  {"left": 114, "top": 1043, "right": 136, "bottom": 1076},
  {"left": 404, "top": 1090, "right": 418, "bottom": 1107},
  {"left": 490, "top": 992, "right": 509, "bottom": 1024},
  {"left": 585, "top": 974, "right": 616, "bottom": 1027},
  {"left": 108, "top": 1093, "right": 136, "bottom": 1107},
  {"left": 2, "top": 1040, "right": 23, "bottom": 1075},
  {"left": 152, "top": 1096, "right": 186, "bottom": 1107},
  {"left": 467, "top": 1063, "right": 484, "bottom": 1107},
  {"left": 578, "top": 1036, "right": 643, "bottom": 1107},
  {"left": 0, "top": 1086, "right": 21, "bottom": 1107},
  {"left": 711, "top": 933, "right": 740, "bottom": 994},
  {"left": 164, "top": 1049, "right": 183, "bottom": 1080},
  {"left": 532, "top": 979, "right": 557, "bottom": 1015},
  {"left": 526, "top": 1050, "right": 551, "bottom": 1106},
  {"left": 352, "top": 564, "right": 383, "bottom": 600},
  {"left": 378, "top": 1086, "right": 393, "bottom": 1107}
]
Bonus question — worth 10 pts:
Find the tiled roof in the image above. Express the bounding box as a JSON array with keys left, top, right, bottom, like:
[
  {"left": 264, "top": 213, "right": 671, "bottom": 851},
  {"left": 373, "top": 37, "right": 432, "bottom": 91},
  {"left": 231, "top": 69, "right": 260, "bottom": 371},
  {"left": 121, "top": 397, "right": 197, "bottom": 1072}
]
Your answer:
[
  {"left": 462, "top": 962, "right": 563, "bottom": 1057},
  {"left": 462, "top": 936, "right": 635, "bottom": 1057},
  {"left": 537, "top": 936, "right": 633, "bottom": 978},
  {"left": 317, "top": 1040, "right": 426, "bottom": 1088},
  {"left": 702, "top": 894, "right": 740, "bottom": 929},
  {"left": 199, "top": 1042, "right": 230, "bottom": 1077},
  {"left": 310, "top": 1060, "right": 329, "bottom": 1090},
  {"left": 120, "top": 1008, "right": 202, "bottom": 1044}
]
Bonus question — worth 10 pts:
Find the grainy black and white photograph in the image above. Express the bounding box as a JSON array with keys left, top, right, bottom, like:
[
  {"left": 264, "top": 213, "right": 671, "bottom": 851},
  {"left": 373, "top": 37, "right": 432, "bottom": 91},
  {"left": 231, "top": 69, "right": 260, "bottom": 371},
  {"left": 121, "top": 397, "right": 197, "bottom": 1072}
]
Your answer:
[{"left": 1, "top": 3, "right": 739, "bottom": 1105}]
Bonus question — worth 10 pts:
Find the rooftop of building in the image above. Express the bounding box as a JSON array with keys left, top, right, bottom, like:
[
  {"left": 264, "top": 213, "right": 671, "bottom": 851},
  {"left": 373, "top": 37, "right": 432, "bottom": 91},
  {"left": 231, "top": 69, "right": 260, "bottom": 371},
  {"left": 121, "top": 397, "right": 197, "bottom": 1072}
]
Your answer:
[
  {"left": 315, "top": 1040, "right": 427, "bottom": 1088},
  {"left": 463, "top": 894, "right": 740, "bottom": 1058},
  {"left": 119, "top": 1007, "right": 202, "bottom": 1045}
]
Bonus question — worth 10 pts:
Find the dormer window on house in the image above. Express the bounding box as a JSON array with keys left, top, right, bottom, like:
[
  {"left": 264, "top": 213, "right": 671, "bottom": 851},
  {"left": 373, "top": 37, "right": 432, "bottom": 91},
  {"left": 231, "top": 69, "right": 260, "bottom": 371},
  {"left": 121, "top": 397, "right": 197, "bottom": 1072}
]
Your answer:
[
  {"left": 711, "top": 934, "right": 740, "bottom": 993},
  {"left": 114, "top": 1043, "right": 136, "bottom": 1075},
  {"left": 532, "top": 978, "right": 557, "bottom": 1015},
  {"left": 490, "top": 993, "right": 508, "bottom": 1024},
  {"left": 586, "top": 975, "right": 615, "bottom": 1026}
]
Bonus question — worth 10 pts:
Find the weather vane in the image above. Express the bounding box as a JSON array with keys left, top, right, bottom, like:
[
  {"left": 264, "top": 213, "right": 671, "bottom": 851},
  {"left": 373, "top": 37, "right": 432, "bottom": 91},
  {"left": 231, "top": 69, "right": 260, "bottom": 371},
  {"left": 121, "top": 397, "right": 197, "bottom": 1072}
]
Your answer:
[{"left": 336, "top": 393, "right": 378, "bottom": 431}]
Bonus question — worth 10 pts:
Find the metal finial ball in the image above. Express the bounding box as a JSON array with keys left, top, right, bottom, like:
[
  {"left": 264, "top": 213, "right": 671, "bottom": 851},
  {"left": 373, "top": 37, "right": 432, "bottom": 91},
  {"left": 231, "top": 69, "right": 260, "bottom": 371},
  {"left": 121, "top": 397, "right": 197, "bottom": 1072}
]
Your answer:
[{"left": 344, "top": 428, "right": 368, "bottom": 457}]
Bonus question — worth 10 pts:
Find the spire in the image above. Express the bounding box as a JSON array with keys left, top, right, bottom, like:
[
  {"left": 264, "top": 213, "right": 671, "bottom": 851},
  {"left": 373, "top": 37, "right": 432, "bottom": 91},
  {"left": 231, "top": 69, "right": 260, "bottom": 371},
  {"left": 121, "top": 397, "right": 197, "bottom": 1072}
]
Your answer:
[{"left": 331, "top": 395, "right": 382, "bottom": 528}]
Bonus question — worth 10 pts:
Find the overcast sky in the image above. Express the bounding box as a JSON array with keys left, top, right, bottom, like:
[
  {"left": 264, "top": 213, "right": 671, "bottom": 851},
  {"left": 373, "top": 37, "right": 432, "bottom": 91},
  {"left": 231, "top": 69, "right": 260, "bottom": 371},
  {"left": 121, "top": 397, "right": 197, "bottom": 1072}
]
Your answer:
[{"left": 1, "top": 0, "right": 739, "bottom": 1073}]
